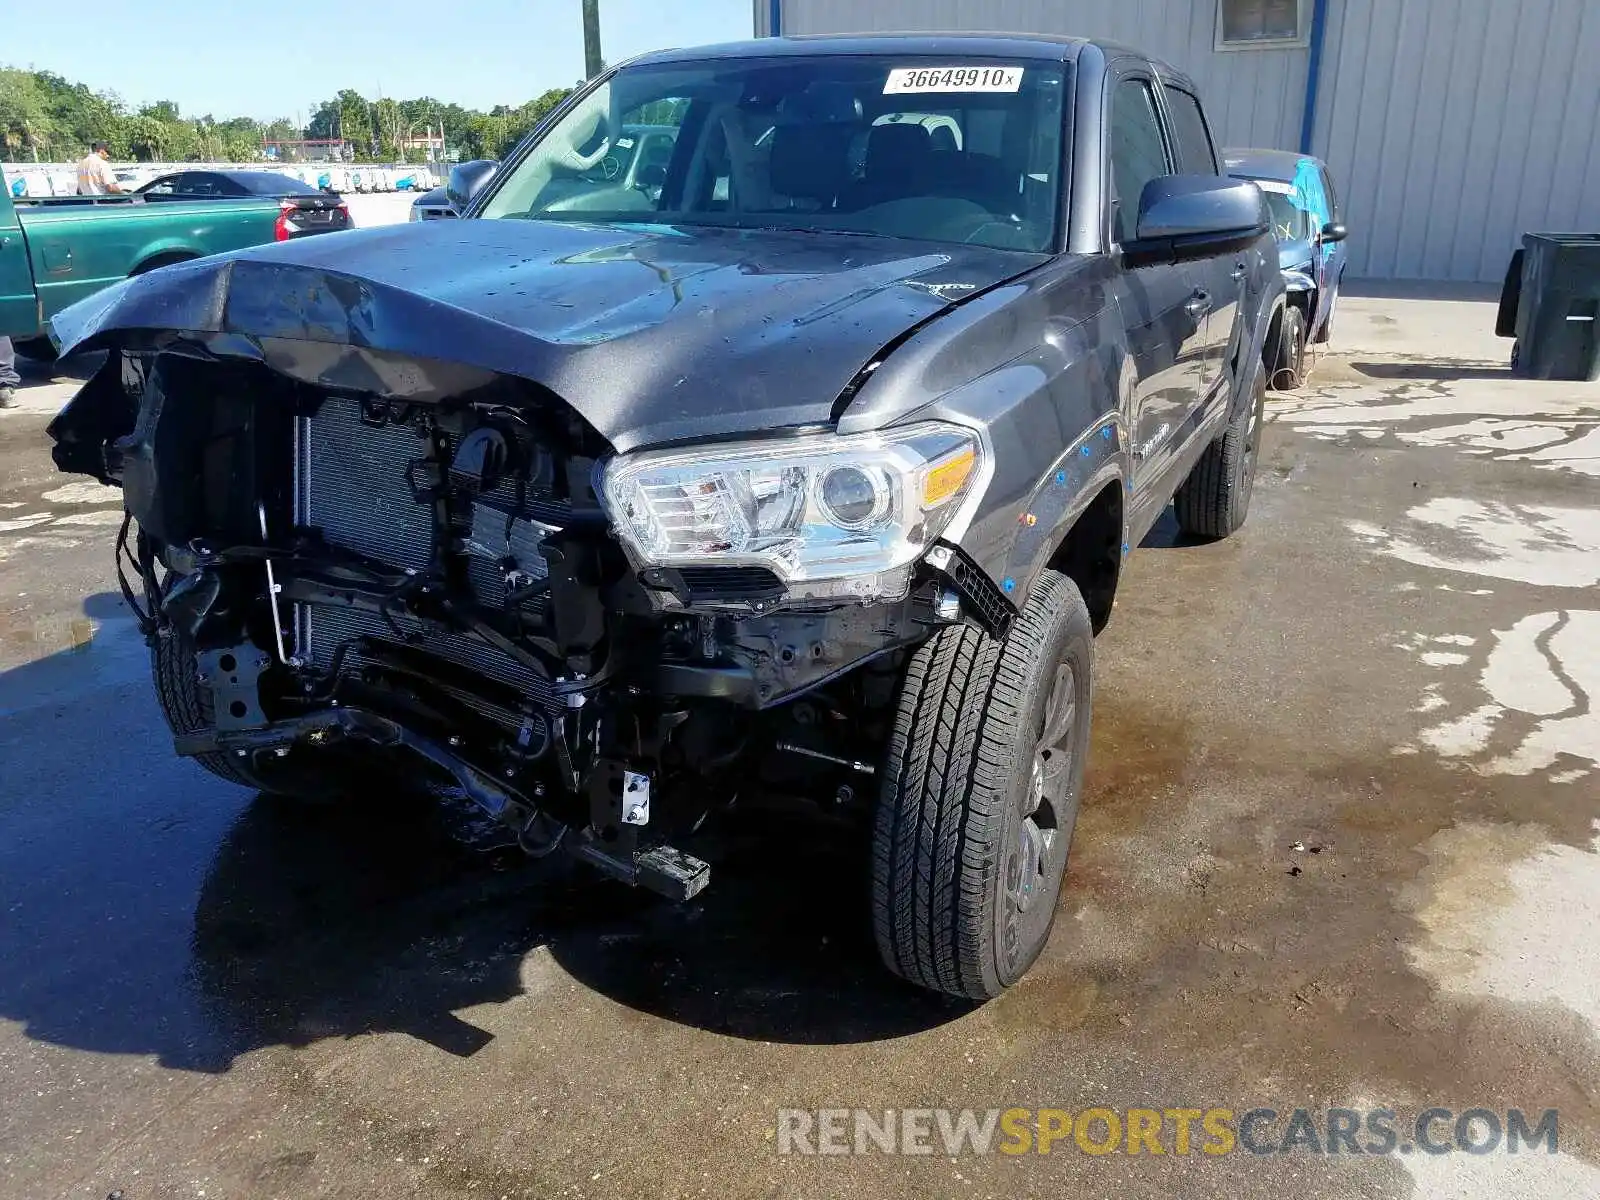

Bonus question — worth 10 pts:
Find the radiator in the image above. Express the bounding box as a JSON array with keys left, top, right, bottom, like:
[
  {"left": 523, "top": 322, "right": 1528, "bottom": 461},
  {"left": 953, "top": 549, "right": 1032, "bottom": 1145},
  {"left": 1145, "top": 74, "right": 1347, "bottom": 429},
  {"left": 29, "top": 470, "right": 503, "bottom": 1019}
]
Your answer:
[
  {"left": 301, "top": 604, "right": 553, "bottom": 716},
  {"left": 293, "top": 396, "right": 555, "bottom": 719},
  {"left": 298, "top": 393, "right": 435, "bottom": 573}
]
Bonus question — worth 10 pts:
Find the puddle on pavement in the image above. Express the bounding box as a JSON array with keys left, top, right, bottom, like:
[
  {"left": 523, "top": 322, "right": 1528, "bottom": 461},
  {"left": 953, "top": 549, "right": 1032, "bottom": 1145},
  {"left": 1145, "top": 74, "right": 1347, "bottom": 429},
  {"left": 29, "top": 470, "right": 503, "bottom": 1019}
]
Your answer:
[
  {"left": 1393, "top": 608, "right": 1599, "bottom": 784},
  {"left": 1351, "top": 498, "right": 1600, "bottom": 589},
  {"left": 1401, "top": 820, "right": 1600, "bottom": 1029},
  {"left": 1271, "top": 369, "right": 1600, "bottom": 479},
  {"left": 987, "top": 683, "right": 1600, "bottom": 1163}
]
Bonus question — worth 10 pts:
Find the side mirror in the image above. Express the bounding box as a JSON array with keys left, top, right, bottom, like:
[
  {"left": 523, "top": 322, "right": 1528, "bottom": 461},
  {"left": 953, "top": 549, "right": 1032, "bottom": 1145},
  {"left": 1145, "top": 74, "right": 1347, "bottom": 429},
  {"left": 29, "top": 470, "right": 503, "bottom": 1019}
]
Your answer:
[
  {"left": 1320, "top": 221, "right": 1349, "bottom": 244},
  {"left": 446, "top": 159, "right": 500, "bottom": 212},
  {"left": 637, "top": 163, "right": 667, "bottom": 190},
  {"left": 1122, "top": 175, "right": 1269, "bottom": 268}
]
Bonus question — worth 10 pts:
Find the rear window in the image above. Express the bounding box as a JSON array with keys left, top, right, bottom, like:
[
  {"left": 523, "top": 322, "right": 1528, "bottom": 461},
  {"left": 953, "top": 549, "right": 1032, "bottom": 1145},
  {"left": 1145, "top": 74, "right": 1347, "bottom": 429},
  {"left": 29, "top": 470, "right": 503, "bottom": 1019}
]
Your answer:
[
  {"left": 1162, "top": 86, "right": 1218, "bottom": 174},
  {"left": 237, "top": 173, "right": 321, "bottom": 195},
  {"left": 481, "top": 55, "right": 1070, "bottom": 253}
]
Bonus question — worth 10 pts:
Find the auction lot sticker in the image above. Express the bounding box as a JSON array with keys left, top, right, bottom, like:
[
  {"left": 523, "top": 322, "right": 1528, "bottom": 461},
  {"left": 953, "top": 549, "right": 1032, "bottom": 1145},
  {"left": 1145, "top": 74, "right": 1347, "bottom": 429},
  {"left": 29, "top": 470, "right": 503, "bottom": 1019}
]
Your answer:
[{"left": 884, "top": 66, "right": 1025, "bottom": 94}]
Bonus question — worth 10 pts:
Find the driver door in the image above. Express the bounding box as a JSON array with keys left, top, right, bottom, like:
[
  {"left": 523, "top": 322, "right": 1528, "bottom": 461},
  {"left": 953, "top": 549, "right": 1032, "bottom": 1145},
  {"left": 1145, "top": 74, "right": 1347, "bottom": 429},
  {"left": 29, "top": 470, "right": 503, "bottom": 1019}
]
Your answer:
[{"left": 1109, "top": 76, "right": 1206, "bottom": 489}]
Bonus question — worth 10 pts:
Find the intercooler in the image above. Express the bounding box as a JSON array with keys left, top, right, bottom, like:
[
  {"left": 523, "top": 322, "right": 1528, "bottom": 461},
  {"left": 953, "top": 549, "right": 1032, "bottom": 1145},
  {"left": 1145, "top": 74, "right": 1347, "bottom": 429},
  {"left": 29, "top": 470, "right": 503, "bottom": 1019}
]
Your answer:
[{"left": 292, "top": 395, "right": 557, "bottom": 721}]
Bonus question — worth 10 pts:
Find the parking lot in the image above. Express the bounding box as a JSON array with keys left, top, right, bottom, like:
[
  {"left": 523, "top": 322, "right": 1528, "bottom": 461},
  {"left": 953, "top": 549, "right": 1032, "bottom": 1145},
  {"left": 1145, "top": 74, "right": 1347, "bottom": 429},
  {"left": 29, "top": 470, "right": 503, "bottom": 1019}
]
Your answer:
[{"left": 1, "top": 288, "right": 1596, "bottom": 1198}]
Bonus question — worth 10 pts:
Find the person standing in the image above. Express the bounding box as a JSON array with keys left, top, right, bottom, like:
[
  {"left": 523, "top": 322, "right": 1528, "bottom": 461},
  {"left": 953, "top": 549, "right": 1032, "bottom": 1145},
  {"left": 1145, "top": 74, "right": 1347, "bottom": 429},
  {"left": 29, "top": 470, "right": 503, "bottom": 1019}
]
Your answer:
[
  {"left": 76, "top": 142, "right": 124, "bottom": 196},
  {"left": 0, "top": 336, "right": 19, "bottom": 408}
]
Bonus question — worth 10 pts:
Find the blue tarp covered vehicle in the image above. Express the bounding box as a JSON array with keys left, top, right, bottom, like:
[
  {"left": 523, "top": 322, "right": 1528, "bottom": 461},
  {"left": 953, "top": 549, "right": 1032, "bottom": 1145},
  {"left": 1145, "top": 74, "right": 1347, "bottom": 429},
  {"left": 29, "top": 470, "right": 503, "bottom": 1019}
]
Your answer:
[{"left": 1225, "top": 149, "right": 1348, "bottom": 388}]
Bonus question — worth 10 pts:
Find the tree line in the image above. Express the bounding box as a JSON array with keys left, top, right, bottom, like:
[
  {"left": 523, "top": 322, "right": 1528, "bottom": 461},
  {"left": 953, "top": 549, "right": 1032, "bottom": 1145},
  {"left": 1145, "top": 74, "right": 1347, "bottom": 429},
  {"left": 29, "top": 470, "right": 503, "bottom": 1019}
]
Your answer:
[{"left": 0, "top": 67, "right": 573, "bottom": 163}]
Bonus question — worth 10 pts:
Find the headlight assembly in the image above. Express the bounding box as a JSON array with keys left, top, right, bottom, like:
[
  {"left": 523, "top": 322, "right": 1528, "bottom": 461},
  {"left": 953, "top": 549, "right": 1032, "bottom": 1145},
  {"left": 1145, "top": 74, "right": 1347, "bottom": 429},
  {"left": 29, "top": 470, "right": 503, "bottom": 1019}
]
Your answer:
[{"left": 599, "top": 423, "right": 986, "bottom": 601}]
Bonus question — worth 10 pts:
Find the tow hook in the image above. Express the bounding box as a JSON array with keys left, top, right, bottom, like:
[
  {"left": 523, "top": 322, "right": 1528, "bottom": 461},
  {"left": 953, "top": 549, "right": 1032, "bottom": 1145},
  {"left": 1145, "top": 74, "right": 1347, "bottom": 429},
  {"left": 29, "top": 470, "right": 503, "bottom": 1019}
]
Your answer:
[{"left": 566, "top": 831, "right": 711, "bottom": 903}]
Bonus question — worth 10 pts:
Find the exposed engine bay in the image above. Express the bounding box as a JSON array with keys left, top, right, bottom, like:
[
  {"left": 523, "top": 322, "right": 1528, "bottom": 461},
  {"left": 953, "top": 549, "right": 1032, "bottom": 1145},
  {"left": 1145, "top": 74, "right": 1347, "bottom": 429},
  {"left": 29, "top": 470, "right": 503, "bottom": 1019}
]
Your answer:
[{"left": 76, "top": 349, "right": 1008, "bottom": 900}]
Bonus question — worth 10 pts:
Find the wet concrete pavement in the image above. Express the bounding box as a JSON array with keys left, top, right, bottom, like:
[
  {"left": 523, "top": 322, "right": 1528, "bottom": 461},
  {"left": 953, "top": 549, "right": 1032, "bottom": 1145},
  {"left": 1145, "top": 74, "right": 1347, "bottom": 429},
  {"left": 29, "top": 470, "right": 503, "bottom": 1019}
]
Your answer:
[{"left": 1, "top": 298, "right": 1597, "bottom": 1199}]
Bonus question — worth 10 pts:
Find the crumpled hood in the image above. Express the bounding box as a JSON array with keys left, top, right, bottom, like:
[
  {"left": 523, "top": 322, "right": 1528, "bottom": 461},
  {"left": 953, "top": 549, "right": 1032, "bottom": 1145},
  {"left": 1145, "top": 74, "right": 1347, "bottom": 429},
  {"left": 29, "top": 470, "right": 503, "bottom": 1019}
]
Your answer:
[{"left": 51, "top": 218, "right": 1043, "bottom": 452}]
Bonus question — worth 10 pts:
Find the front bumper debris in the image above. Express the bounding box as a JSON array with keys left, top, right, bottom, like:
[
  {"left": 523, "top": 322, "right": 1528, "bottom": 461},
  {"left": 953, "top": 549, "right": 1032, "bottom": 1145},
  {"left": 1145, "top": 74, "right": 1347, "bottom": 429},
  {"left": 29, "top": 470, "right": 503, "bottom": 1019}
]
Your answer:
[{"left": 174, "top": 705, "right": 711, "bottom": 902}]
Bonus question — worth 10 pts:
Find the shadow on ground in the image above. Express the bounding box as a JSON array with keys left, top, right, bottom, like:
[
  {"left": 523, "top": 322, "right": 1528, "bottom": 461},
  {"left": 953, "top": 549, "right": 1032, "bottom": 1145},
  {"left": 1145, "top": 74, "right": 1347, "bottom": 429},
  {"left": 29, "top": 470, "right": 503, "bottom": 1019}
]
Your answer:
[
  {"left": 0, "top": 609, "right": 965, "bottom": 1076},
  {"left": 1348, "top": 359, "right": 1512, "bottom": 382},
  {"left": 1139, "top": 505, "right": 1207, "bottom": 550},
  {"left": 185, "top": 789, "right": 966, "bottom": 1070}
]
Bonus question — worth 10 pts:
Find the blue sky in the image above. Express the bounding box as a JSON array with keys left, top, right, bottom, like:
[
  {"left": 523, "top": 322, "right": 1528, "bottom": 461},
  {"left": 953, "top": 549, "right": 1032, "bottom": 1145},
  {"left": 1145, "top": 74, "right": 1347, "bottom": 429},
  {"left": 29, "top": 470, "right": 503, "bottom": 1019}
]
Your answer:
[{"left": 6, "top": 0, "right": 754, "bottom": 121}]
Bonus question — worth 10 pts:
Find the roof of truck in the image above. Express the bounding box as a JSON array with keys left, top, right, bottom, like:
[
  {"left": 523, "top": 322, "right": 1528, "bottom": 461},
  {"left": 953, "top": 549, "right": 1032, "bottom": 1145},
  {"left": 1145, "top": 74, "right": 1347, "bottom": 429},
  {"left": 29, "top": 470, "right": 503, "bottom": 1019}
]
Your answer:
[{"left": 632, "top": 33, "right": 1190, "bottom": 84}]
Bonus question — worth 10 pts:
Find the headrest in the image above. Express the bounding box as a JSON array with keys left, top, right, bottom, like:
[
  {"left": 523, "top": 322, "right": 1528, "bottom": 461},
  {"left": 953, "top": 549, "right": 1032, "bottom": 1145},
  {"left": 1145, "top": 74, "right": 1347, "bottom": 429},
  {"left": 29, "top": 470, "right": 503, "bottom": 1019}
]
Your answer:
[
  {"left": 865, "top": 123, "right": 933, "bottom": 183},
  {"left": 769, "top": 124, "right": 854, "bottom": 201},
  {"left": 775, "top": 82, "right": 864, "bottom": 125}
]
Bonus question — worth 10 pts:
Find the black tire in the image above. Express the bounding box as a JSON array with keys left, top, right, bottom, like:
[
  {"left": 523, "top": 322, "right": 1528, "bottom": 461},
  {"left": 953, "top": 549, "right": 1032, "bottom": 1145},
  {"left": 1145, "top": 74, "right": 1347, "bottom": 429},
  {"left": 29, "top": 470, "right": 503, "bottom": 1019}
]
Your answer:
[
  {"left": 1173, "top": 362, "right": 1266, "bottom": 541},
  {"left": 872, "top": 569, "right": 1094, "bottom": 1000},
  {"left": 151, "top": 629, "right": 341, "bottom": 798},
  {"left": 13, "top": 337, "right": 59, "bottom": 363},
  {"left": 1270, "top": 305, "right": 1307, "bottom": 390}
]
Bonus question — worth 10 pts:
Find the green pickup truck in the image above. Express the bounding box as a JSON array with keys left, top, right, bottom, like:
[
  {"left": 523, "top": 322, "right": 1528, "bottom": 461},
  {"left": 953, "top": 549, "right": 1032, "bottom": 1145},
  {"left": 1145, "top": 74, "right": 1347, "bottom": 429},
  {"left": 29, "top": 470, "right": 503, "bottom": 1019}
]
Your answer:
[{"left": 1, "top": 165, "right": 296, "bottom": 356}]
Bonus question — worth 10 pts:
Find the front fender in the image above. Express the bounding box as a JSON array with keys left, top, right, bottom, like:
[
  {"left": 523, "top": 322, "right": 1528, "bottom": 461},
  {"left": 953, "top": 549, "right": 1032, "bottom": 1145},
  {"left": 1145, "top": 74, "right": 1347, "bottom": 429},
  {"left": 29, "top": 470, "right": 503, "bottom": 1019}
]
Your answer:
[
  {"left": 836, "top": 254, "right": 1127, "bottom": 609},
  {"left": 903, "top": 309, "right": 1129, "bottom": 609},
  {"left": 1282, "top": 269, "right": 1316, "bottom": 294},
  {"left": 985, "top": 415, "right": 1127, "bottom": 604}
]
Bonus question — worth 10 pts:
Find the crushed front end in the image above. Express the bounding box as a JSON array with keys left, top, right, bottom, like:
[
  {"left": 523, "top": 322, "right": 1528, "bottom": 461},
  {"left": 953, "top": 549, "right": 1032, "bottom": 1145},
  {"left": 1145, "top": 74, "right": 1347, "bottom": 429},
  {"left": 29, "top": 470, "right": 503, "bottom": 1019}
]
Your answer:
[{"left": 52, "top": 341, "right": 1007, "bottom": 900}]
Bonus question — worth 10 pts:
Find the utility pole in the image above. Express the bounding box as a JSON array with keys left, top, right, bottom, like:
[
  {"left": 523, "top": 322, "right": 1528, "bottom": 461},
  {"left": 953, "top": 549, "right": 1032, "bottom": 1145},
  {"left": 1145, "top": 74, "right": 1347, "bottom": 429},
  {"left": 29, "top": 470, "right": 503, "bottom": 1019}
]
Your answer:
[{"left": 582, "top": 0, "right": 603, "bottom": 79}]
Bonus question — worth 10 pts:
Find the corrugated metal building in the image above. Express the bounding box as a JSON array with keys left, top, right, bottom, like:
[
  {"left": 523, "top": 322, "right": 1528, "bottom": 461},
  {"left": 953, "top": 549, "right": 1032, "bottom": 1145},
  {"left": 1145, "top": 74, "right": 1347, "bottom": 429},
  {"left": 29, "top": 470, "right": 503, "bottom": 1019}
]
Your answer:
[{"left": 753, "top": 0, "right": 1600, "bottom": 282}]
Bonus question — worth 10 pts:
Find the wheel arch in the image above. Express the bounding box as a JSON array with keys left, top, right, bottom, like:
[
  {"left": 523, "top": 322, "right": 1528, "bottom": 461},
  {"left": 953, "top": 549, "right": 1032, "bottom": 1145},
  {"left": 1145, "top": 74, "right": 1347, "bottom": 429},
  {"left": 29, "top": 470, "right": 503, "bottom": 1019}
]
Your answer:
[
  {"left": 974, "top": 443, "right": 1128, "bottom": 637},
  {"left": 1044, "top": 479, "right": 1124, "bottom": 634},
  {"left": 1249, "top": 296, "right": 1288, "bottom": 405},
  {"left": 129, "top": 248, "right": 201, "bottom": 277}
]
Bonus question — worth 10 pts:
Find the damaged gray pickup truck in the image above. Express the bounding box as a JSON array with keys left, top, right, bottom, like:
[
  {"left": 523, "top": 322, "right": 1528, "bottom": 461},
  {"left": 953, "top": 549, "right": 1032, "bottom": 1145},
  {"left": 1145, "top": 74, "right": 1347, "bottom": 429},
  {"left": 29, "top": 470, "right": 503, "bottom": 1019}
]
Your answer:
[{"left": 48, "top": 34, "right": 1283, "bottom": 999}]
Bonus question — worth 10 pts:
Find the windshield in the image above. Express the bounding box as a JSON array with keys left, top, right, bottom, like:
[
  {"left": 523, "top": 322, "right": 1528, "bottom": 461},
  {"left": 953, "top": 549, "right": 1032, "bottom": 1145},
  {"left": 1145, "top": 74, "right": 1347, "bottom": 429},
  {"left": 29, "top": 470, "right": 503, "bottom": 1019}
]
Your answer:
[
  {"left": 481, "top": 56, "right": 1068, "bottom": 253},
  {"left": 1259, "top": 187, "right": 1310, "bottom": 242}
]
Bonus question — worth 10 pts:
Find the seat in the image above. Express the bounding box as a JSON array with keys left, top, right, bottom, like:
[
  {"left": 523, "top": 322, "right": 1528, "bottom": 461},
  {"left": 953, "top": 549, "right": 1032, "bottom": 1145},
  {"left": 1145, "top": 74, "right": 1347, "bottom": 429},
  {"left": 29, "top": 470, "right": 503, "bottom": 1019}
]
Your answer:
[
  {"left": 844, "top": 123, "right": 933, "bottom": 210},
  {"left": 767, "top": 122, "right": 855, "bottom": 209}
]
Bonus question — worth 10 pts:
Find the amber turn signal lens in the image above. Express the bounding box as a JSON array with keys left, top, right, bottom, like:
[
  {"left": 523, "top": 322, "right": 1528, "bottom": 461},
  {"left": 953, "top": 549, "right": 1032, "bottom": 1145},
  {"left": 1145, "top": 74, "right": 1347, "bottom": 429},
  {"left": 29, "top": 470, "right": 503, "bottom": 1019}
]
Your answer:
[{"left": 921, "top": 446, "right": 977, "bottom": 508}]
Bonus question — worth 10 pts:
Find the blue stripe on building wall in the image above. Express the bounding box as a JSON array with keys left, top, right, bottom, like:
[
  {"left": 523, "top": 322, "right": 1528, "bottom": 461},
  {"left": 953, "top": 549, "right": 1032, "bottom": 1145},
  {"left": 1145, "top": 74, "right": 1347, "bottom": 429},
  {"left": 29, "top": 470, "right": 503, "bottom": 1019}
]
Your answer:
[{"left": 1298, "top": 0, "right": 1330, "bottom": 153}]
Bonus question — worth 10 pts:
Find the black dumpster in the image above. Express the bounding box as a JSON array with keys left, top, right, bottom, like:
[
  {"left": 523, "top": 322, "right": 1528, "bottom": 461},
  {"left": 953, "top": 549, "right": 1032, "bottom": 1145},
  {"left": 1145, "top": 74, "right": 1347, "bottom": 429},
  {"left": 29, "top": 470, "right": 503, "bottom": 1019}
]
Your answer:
[{"left": 1505, "top": 233, "right": 1600, "bottom": 381}]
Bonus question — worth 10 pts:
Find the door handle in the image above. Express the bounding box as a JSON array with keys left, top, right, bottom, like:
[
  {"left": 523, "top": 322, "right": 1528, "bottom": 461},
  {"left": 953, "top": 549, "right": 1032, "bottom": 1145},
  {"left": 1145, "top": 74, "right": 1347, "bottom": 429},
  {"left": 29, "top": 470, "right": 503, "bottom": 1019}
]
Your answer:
[
  {"left": 1184, "top": 290, "right": 1212, "bottom": 319},
  {"left": 1231, "top": 264, "right": 1248, "bottom": 282}
]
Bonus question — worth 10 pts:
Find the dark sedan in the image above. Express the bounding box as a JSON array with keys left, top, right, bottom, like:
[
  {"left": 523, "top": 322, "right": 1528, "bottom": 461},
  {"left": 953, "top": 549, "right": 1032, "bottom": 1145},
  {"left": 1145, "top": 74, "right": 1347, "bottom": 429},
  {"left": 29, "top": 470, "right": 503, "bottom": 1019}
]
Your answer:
[
  {"left": 137, "top": 170, "right": 352, "bottom": 239},
  {"left": 409, "top": 159, "right": 498, "bottom": 221}
]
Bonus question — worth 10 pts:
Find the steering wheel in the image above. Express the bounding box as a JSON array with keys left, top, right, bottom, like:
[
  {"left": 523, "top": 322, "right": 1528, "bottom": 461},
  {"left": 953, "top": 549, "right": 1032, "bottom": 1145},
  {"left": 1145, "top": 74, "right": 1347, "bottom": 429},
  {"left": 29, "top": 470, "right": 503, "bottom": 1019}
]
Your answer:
[{"left": 600, "top": 153, "right": 622, "bottom": 180}]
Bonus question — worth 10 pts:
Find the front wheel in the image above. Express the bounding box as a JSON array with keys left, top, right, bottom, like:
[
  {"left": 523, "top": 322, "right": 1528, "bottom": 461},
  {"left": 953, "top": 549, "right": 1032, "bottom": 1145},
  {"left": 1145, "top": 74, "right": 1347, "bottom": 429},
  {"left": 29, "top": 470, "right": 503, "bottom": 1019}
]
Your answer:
[
  {"left": 1271, "top": 305, "right": 1308, "bottom": 390},
  {"left": 871, "top": 569, "right": 1094, "bottom": 1000},
  {"left": 151, "top": 629, "right": 348, "bottom": 799}
]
